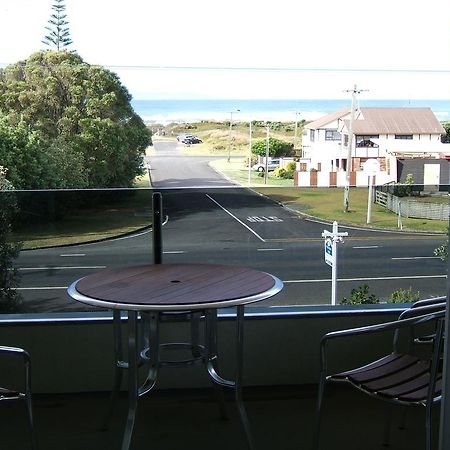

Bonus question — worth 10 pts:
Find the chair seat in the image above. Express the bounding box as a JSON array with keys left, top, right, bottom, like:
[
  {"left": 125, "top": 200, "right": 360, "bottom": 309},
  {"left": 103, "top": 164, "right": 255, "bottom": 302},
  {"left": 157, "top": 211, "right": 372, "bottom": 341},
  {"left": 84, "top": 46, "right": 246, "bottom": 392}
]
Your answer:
[{"left": 329, "top": 352, "right": 441, "bottom": 404}]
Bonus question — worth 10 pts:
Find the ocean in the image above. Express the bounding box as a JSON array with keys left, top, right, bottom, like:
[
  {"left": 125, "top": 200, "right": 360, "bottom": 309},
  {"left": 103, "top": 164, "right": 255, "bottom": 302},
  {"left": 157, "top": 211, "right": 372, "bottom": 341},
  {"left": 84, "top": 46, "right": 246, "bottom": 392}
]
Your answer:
[{"left": 131, "top": 99, "right": 450, "bottom": 124}]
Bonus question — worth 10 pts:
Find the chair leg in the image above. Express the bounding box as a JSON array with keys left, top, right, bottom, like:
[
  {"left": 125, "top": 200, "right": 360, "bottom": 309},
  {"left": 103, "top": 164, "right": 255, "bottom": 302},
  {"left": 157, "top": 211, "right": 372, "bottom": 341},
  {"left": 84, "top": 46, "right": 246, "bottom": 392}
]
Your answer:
[
  {"left": 382, "top": 405, "right": 393, "bottom": 447},
  {"left": 425, "top": 401, "right": 433, "bottom": 450},
  {"left": 25, "top": 393, "right": 38, "bottom": 450},
  {"left": 312, "top": 375, "right": 327, "bottom": 450}
]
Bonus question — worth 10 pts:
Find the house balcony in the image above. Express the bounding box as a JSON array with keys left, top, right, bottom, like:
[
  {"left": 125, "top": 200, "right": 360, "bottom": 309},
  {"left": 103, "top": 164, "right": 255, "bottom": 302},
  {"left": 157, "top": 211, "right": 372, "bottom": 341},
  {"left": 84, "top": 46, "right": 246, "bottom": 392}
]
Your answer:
[{"left": 0, "top": 187, "right": 447, "bottom": 450}]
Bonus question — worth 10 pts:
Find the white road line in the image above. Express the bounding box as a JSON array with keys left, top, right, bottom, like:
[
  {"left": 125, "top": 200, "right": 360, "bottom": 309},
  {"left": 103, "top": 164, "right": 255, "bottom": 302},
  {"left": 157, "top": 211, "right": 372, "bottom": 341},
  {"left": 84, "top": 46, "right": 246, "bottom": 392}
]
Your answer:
[
  {"left": 60, "top": 254, "right": 86, "bottom": 257},
  {"left": 163, "top": 251, "right": 186, "bottom": 254},
  {"left": 257, "top": 248, "right": 283, "bottom": 251},
  {"left": 353, "top": 246, "right": 379, "bottom": 249},
  {"left": 391, "top": 256, "right": 441, "bottom": 260},
  {"left": 205, "top": 193, "right": 266, "bottom": 242},
  {"left": 284, "top": 274, "right": 446, "bottom": 283},
  {"left": 17, "top": 286, "right": 68, "bottom": 290},
  {"left": 17, "top": 266, "right": 106, "bottom": 271}
]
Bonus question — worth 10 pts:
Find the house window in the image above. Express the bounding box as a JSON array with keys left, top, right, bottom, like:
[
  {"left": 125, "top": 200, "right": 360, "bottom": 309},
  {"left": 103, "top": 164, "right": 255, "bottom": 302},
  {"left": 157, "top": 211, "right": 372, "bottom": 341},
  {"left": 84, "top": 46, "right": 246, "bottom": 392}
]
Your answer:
[
  {"left": 325, "top": 130, "right": 341, "bottom": 141},
  {"left": 356, "top": 135, "right": 379, "bottom": 147},
  {"left": 343, "top": 135, "right": 349, "bottom": 146},
  {"left": 310, "top": 130, "right": 315, "bottom": 142},
  {"left": 395, "top": 135, "right": 413, "bottom": 140}
]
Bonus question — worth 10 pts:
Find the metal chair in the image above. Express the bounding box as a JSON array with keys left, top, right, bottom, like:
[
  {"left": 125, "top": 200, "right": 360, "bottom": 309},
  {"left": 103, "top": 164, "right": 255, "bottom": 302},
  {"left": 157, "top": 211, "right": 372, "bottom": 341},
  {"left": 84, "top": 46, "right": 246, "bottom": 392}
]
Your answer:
[
  {"left": 313, "top": 300, "right": 446, "bottom": 450},
  {"left": 0, "top": 345, "right": 38, "bottom": 450}
]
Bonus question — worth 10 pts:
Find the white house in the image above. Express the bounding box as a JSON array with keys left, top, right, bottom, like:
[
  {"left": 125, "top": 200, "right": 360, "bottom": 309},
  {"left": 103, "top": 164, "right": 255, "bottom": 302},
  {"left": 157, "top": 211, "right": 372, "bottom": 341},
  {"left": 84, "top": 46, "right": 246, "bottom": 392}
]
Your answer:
[{"left": 298, "top": 107, "right": 448, "bottom": 187}]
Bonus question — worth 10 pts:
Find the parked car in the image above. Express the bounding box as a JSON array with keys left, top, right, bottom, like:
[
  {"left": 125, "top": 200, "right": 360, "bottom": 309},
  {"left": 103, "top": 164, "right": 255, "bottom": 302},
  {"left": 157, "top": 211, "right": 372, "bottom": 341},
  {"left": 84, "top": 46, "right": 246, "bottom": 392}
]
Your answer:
[
  {"left": 182, "top": 136, "right": 202, "bottom": 144},
  {"left": 251, "top": 159, "right": 280, "bottom": 172}
]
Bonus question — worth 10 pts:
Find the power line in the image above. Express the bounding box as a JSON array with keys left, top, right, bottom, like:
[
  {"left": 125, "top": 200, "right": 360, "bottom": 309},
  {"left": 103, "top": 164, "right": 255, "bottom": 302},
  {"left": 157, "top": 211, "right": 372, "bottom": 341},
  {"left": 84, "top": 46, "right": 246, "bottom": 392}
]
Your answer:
[{"left": 0, "top": 62, "right": 450, "bottom": 74}]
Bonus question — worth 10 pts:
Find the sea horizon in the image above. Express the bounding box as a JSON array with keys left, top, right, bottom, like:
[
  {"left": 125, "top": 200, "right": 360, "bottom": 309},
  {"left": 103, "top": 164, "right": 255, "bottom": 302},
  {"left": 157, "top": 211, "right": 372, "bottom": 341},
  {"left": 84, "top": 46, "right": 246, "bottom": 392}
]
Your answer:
[{"left": 131, "top": 98, "right": 450, "bottom": 125}]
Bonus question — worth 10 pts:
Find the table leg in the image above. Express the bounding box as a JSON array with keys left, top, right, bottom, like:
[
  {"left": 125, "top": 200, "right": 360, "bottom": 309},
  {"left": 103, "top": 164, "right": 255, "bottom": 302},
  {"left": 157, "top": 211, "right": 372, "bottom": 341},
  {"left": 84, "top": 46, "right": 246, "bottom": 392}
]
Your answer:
[
  {"left": 121, "top": 310, "right": 139, "bottom": 450},
  {"left": 205, "top": 307, "right": 255, "bottom": 449},
  {"left": 102, "top": 309, "right": 124, "bottom": 430},
  {"left": 235, "top": 305, "right": 255, "bottom": 450}
]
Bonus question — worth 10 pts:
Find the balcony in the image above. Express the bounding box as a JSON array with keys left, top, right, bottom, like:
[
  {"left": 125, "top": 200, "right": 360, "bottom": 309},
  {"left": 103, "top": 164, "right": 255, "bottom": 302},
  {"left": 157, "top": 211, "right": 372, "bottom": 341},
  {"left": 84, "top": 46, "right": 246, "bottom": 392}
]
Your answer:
[{"left": 0, "top": 187, "right": 447, "bottom": 449}]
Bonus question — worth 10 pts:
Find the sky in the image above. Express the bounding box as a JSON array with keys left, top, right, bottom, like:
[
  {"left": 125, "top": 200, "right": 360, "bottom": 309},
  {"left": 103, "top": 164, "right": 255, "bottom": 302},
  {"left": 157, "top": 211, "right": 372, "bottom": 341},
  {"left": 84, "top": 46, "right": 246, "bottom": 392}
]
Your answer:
[{"left": 1, "top": 0, "right": 450, "bottom": 100}]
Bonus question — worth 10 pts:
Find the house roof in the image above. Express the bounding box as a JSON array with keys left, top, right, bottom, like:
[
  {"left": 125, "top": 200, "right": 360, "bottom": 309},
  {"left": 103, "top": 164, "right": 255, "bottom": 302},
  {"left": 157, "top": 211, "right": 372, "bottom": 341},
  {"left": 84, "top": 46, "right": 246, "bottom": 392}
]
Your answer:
[
  {"left": 347, "top": 108, "right": 445, "bottom": 135},
  {"left": 304, "top": 107, "right": 350, "bottom": 129}
]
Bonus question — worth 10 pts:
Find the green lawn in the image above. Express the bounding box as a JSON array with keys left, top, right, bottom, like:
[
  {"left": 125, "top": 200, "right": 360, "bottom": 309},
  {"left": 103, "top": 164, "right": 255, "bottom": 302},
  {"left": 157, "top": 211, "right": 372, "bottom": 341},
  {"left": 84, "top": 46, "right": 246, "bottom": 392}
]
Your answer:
[
  {"left": 12, "top": 190, "right": 153, "bottom": 249},
  {"left": 256, "top": 187, "right": 447, "bottom": 233}
]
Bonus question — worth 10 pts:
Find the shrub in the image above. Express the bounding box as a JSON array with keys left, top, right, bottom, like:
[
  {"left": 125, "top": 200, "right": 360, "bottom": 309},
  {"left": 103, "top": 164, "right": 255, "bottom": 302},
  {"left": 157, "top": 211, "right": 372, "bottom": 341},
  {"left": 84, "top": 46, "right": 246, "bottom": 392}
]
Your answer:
[
  {"left": 389, "top": 287, "right": 420, "bottom": 304},
  {"left": 286, "top": 161, "right": 296, "bottom": 171},
  {"left": 281, "top": 170, "right": 294, "bottom": 179},
  {"left": 273, "top": 168, "right": 286, "bottom": 178},
  {"left": 341, "top": 284, "right": 380, "bottom": 305}
]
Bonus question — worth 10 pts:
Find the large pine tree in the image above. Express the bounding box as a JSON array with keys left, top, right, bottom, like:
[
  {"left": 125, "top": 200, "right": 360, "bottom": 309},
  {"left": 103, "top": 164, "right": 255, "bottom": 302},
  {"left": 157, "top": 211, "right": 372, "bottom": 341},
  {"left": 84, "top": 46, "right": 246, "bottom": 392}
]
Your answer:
[{"left": 42, "top": 0, "right": 73, "bottom": 51}]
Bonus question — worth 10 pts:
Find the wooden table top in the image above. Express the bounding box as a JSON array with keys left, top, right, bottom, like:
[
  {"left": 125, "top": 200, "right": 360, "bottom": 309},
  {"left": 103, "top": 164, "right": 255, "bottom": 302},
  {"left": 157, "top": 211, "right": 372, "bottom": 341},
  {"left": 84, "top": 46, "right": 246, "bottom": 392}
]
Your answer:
[{"left": 68, "top": 264, "right": 283, "bottom": 311}]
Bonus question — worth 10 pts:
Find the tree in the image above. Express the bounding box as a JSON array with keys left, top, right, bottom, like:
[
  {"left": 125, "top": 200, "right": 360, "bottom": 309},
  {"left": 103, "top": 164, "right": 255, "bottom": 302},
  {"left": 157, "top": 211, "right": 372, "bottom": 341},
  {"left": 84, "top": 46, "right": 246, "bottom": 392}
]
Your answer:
[
  {"left": 0, "top": 167, "right": 22, "bottom": 312},
  {"left": 441, "top": 121, "right": 450, "bottom": 143},
  {"left": 42, "top": 0, "right": 73, "bottom": 51},
  {"left": 251, "top": 137, "right": 293, "bottom": 158},
  {"left": 0, "top": 51, "right": 151, "bottom": 188}
]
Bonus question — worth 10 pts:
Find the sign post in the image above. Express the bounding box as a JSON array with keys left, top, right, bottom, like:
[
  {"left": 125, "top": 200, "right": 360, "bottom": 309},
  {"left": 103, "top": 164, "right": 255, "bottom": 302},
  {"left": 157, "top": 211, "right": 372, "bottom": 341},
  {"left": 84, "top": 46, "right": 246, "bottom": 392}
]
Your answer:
[
  {"left": 362, "top": 159, "right": 380, "bottom": 224},
  {"left": 322, "top": 221, "right": 348, "bottom": 305}
]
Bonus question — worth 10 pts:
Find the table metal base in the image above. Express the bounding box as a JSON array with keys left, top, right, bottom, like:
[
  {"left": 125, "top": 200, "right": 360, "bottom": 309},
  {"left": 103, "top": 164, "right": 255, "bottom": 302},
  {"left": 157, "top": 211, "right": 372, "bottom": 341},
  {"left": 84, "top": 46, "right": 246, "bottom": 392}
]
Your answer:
[{"left": 104, "top": 306, "right": 254, "bottom": 450}]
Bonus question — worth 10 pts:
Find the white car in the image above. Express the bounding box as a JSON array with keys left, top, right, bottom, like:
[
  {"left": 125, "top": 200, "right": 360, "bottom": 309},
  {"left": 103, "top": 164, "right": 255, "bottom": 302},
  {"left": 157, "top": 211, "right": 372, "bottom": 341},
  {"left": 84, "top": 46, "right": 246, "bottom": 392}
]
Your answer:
[{"left": 252, "top": 159, "right": 280, "bottom": 172}]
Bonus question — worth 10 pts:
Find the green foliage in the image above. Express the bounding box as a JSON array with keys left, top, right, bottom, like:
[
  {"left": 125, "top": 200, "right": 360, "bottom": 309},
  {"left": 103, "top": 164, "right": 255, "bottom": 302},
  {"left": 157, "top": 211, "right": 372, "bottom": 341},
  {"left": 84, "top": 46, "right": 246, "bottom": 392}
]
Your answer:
[
  {"left": 341, "top": 284, "right": 380, "bottom": 305},
  {"left": 42, "top": 0, "right": 73, "bottom": 51},
  {"left": 441, "top": 121, "right": 450, "bottom": 143},
  {"left": 273, "top": 167, "right": 286, "bottom": 178},
  {"left": 286, "top": 161, "right": 296, "bottom": 171},
  {"left": 0, "top": 51, "right": 151, "bottom": 188},
  {"left": 0, "top": 168, "right": 23, "bottom": 312},
  {"left": 393, "top": 173, "right": 414, "bottom": 197},
  {"left": 389, "top": 287, "right": 420, "bottom": 304},
  {"left": 251, "top": 137, "right": 293, "bottom": 157}
]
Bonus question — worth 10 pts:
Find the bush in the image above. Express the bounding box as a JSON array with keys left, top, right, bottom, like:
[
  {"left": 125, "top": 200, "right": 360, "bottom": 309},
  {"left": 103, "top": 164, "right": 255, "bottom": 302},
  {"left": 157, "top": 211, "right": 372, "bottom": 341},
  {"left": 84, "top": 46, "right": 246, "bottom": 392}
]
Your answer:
[
  {"left": 282, "top": 170, "right": 294, "bottom": 179},
  {"left": 286, "top": 161, "right": 296, "bottom": 171},
  {"left": 389, "top": 287, "right": 420, "bottom": 304},
  {"left": 341, "top": 284, "right": 380, "bottom": 305},
  {"left": 273, "top": 168, "right": 286, "bottom": 178}
]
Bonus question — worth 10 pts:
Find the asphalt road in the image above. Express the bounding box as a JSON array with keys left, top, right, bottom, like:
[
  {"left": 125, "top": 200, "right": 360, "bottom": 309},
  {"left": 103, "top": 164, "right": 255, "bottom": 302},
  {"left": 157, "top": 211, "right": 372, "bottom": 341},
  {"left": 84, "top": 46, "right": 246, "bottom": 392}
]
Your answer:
[{"left": 14, "top": 139, "right": 448, "bottom": 312}]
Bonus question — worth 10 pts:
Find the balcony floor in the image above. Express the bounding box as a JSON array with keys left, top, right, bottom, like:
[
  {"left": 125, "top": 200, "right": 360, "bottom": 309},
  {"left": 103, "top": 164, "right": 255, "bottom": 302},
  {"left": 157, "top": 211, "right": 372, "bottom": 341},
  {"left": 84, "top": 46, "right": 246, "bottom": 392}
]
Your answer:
[{"left": 1, "top": 384, "right": 435, "bottom": 450}]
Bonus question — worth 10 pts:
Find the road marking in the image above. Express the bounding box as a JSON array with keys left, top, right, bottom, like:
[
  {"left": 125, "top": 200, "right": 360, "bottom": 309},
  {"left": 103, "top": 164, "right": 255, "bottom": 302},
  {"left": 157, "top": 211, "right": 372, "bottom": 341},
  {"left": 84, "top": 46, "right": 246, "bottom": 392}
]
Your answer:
[
  {"left": 60, "top": 254, "right": 86, "bottom": 257},
  {"left": 247, "top": 216, "right": 283, "bottom": 223},
  {"left": 163, "top": 251, "right": 186, "bottom": 254},
  {"left": 17, "top": 266, "right": 106, "bottom": 271},
  {"left": 17, "top": 273, "right": 447, "bottom": 292},
  {"left": 257, "top": 248, "right": 283, "bottom": 251},
  {"left": 206, "top": 194, "right": 266, "bottom": 242},
  {"left": 284, "top": 274, "right": 446, "bottom": 283},
  {"left": 17, "top": 286, "right": 68, "bottom": 290},
  {"left": 391, "top": 256, "right": 441, "bottom": 260},
  {"left": 353, "top": 246, "right": 379, "bottom": 249}
]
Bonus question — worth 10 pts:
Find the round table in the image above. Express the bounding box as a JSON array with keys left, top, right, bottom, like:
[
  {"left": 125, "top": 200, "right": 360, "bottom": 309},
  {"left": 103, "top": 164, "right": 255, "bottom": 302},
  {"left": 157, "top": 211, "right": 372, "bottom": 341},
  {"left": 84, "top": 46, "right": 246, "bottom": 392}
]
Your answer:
[{"left": 68, "top": 263, "right": 283, "bottom": 450}]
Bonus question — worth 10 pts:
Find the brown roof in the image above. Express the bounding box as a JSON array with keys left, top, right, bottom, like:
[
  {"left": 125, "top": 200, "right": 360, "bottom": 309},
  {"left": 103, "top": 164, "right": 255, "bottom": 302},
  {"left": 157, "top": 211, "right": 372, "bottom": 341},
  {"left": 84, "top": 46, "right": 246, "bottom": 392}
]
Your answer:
[
  {"left": 305, "top": 107, "right": 350, "bottom": 129},
  {"left": 348, "top": 108, "right": 445, "bottom": 135}
]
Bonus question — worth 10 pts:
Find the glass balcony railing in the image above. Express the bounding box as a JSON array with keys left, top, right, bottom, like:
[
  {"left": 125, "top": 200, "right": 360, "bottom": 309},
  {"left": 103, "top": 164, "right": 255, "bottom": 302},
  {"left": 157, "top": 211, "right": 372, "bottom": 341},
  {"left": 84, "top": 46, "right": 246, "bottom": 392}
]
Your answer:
[{"left": 0, "top": 186, "right": 448, "bottom": 315}]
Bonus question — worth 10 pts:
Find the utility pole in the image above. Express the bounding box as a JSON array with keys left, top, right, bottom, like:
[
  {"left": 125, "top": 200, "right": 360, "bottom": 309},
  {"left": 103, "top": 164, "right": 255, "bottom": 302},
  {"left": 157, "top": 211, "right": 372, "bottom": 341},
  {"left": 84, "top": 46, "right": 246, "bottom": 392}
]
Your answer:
[
  {"left": 227, "top": 109, "right": 240, "bottom": 163},
  {"left": 343, "top": 84, "right": 367, "bottom": 212},
  {"left": 264, "top": 124, "right": 270, "bottom": 185},
  {"left": 294, "top": 111, "right": 300, "bottom": 151}
]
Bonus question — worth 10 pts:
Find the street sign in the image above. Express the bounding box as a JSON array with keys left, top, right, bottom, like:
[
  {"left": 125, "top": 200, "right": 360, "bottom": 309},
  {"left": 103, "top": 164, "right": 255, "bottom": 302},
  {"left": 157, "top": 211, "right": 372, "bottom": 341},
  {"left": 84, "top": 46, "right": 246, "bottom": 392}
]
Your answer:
[
  {"left": 324, "top": 237, "right": 333, "bottom": 267},
  {"left": 321, "top": 221, "right": 348, "bottom": 305}
]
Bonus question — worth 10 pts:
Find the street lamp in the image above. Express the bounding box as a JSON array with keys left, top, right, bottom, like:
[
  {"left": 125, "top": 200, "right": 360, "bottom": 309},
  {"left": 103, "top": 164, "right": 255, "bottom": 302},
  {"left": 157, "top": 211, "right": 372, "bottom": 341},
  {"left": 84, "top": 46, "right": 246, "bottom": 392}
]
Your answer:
[
  {"left": 264, "top": 123, "right": 270, "bottom": 184},
  {"left": 293, "top": 111, "right": 300, "bottom": 151},
  {"left": 227, "top": 109, "right": 240, "bottom": 163}
]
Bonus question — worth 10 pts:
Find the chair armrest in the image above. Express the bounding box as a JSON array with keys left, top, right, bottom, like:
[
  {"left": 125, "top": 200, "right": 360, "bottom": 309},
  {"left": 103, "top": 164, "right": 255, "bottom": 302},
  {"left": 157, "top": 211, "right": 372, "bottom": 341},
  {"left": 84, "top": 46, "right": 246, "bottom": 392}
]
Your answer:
[
  {"left": 411, "top": 296, "right": 446, "bottom": 308},
  {"left": 0, "top": 346, "right": 32, "bottom": 394}
]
